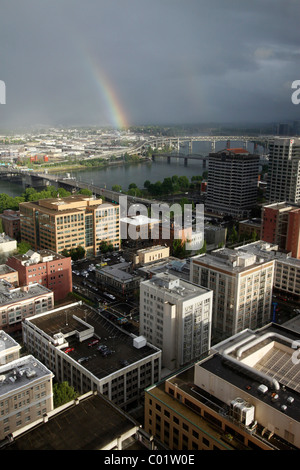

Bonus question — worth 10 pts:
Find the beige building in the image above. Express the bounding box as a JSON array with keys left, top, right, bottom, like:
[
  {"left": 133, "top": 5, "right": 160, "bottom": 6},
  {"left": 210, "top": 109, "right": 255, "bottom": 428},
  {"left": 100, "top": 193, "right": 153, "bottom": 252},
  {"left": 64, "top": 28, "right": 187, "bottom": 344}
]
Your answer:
[
  {"left": 135, "top": 245, "right": 170, "bottom": 265},
  {"left": 19, "top": 195, "right": 120, "bottom": 255},
  {"left": 0, "top": 264, "right": 18, "bottom": 287},
  {"left": 190, "top": 248, "right": 274, "bottom": 341},
  {"left": 0, "top": 282, "right": 54, "bottom": 334},
  {"left": 140, "top": 272, "right": 213, "bottom": 370},
  {"left": 0, "top": 233, "right": 17, "bottom": 257},
  {"left": 237, "top": 240, "right": 300, "bottom": 300},
  {"left": 145, "top": 323, "right": 300, "bottom": 450},
  {"left": 0, "top": 355, "right": 54, "bottom": 441},
  {"left": 0, "top": 331, "right": 21, "bottom": 365}
]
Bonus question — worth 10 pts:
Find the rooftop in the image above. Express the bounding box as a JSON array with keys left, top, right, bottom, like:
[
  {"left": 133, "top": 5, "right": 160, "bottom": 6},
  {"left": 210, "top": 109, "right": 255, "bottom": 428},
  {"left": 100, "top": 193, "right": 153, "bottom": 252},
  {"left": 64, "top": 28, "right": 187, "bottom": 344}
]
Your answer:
[
  {"left": 26, "top": 302, "right": 160, "bottom": 380},
  {"left": 205, "top": 323, "right": 300, "bottom": 422},
  {"left": 3, "top": 392, "right": 140, "bottom": 450},
  {"left": 10, "top": 249, "right": 68, "bottom": 265},
  {"left": 0, "top": 355, "right": 53, "bottom": 397},
  {"left": 0, "top": 330, "right": 20, "bottom": 352},
  {"left": 0, "top": 282, "right": 52, "bottom": 307},
  {"left": 192, "top": 247, "right": 274, "bottom": 273},
  {"left": 144, "top": 272, "right": 210, "bottom": 299},
  {"left": 97, "top": 262, "right": 139, "bottom": 282}
]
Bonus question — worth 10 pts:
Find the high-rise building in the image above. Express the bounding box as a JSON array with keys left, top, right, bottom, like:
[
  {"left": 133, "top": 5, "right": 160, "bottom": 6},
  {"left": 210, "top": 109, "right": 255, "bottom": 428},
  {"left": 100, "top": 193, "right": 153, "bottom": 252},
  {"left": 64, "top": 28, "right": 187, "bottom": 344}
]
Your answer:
[
  {"left": 190, "top": 248, "right": 274, "bottom": 341},
  {"left": 205, "top": 148, "right": 259, "bottom": 218},
  {"left": 19, "top": 195, "right": 120, "bottom": 256},
  {"left": 266, "top": 137, "right": 300, "bottom": 204},
  {"left": 261, "top": 202, "right": 300, "bottom": 258},
  {"left": 139, "top": 272, "right": 213, "bottom": 370}
]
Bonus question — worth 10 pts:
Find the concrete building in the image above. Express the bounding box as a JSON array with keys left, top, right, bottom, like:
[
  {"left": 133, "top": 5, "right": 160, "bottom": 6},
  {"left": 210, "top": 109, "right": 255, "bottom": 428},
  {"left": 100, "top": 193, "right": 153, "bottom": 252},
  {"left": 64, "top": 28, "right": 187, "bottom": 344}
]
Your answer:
[
  {"left": 19, "top": 195, "right": 120, "bottom": 256},
  {"left": 144, "top": 323, "right": 300, "bottom": 450},
  {"left": 139, "top": 272, "right": 213, "bottom": 370},
  {"left": 6, "top": 249, "right": 72, "bottom": 301},
  {"left": 237, "top": 240, "right": 300, "bottom": 301},
  {"left": 266, "top": 137, "right": 300, "bottom": 204},
  {"left": 190, "top": 248, "right": 274, "bottom": 341},
  {"left": 22, "top": 302, "right": 161, "bottom": 408},
  {"left": 0, "top": 355, "right": 54, "bottom": 441},
  {"left": 0, "top": 282, "right": 54, "bottom": 334},
  {"left": 261, "top": 202, "right": 300, "bottom": 258},
  {"left": 205, "top": 148, "right": 259, "bottom": 218},
  {"left": 0, "top": 330, "right": 21, "bottom": 365}
]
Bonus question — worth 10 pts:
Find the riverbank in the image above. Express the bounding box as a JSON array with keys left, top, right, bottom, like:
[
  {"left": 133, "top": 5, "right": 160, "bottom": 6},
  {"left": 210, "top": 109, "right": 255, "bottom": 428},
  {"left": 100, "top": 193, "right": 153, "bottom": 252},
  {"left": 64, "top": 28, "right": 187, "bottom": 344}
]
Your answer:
[{"left": 34, "top": 156, "right": 152, "bottom": 174}]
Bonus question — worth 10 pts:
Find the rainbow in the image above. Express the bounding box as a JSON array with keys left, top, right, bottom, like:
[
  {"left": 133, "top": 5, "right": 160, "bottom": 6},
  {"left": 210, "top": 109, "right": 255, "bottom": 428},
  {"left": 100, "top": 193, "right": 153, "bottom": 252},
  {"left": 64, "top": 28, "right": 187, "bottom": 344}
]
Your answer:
[{"left": 84, "top": 51, "right": 129, "bottom": 129}]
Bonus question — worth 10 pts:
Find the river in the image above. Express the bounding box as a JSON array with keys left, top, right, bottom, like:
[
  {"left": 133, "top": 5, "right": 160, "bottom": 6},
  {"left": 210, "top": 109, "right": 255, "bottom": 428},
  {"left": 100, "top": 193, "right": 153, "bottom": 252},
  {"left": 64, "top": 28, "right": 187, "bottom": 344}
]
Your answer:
[{"left": 0, "top": 139, "right": 264, "bottom": 196}]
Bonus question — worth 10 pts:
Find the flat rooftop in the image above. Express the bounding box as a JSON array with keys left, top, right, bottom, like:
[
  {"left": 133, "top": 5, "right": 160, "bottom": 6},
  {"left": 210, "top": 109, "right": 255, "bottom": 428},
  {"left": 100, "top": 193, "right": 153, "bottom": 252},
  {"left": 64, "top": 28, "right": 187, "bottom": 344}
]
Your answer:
[
  {"left": 192, "top": 247, "right": 273, "bottom": 274},
  {"left": 0, "top": 282, "right": 52, "bottom": 307},
  {"left": 144, "top": 272, "right": 210, "bottom": 299},
  {"left": 203, "top": 323, "right": 300, "bottom": 422},
  {"left": 0, "top": 330, "right": 20, "bottom": 352},
  {"left": 97, "top": 262, "right": 137, "bottom": 282},
  {"left": 3, "top": 392, "right": 139, "bottom": 450},
  {"left": 0, "top": 265, "right": 17, "bottom": 275},
  {"left": 27, "top": 303, "right": 160, "bottom": 379},
  {"left": 0, "top": 355, "right": 53, "bottom": 397}
]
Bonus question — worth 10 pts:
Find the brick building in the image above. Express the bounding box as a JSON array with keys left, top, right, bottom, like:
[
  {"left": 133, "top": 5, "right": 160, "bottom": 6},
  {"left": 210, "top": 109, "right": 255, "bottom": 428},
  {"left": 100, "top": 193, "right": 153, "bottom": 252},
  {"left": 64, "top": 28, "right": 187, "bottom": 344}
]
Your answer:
[{"left": 6, "top": 250, "right": 72, "bottom": 301}]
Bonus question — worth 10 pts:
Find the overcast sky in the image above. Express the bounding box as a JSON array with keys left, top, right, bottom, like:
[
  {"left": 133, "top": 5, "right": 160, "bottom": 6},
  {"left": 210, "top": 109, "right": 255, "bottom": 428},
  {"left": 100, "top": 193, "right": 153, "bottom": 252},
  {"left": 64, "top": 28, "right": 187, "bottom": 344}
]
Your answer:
[{"left": 0, "top": 0, "right": 300, "bottom": 130}]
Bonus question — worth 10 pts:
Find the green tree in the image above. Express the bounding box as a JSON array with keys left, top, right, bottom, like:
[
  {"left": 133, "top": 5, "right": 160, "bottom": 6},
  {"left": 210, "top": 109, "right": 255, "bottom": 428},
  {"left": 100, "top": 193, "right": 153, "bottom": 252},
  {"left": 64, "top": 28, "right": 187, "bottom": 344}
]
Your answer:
[
  {"left": 112, "top": 184, "right": 122, "bottom": 192},
  {"left": 78, "top": 188, "right": 93, "bottom": 196},
  {"left": 178, "top": 175, "right": 189, "bottom": 189},
  {"left": 144, "top": 180, "right": 151, "bottom": 189},
  {"left": 17, "top": 241, "right": 31, "bottom": 254},
  {"left": 53, "top": 381, "right": 77, "bottom": 408}
]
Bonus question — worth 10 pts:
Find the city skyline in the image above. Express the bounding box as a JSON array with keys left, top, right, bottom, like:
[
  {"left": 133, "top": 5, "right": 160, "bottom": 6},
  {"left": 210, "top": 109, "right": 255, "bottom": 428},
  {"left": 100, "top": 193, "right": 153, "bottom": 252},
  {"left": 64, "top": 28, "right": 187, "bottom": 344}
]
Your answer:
[{"left": 1, "top": 0, "right": 300, "bottom": 129}]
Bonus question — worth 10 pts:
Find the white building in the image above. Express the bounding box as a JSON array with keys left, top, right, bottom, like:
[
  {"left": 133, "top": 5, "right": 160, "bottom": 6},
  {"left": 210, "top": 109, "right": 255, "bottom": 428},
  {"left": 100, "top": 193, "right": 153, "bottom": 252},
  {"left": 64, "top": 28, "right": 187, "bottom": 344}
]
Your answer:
[
  {"left": 190, "top": 248, "right": 274, "bottom": 341},
  {"left": 0, "top": 233, "right": 17, "bottom": 257},
  {"left": 140, "top": 272, "right": 213, "bottom": 370},
  {"left": 266, "top": 137, "right": 300, "bottom": 204},
  {"left": 22, "top": 302, "right": 161, "bottom": 408}
]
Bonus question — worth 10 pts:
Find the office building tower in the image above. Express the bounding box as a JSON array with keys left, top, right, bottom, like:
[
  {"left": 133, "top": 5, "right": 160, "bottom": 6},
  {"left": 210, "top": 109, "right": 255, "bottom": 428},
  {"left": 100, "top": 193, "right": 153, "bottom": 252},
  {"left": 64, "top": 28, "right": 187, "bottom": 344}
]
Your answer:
[
  {"left": 190, "top": 248, "right": 274, "bottom": 341},
  {"left": 205, "top": 148, "right": 259, "bottom": 218},
  {"left": 266, "top": 137, "right": 300, "bottom": 204},
  {"left": 140, "top": 272, "right": 213, "bottom": 370},
  {"left": 19, "top": 195, "right": 120, "bottom": 256}
]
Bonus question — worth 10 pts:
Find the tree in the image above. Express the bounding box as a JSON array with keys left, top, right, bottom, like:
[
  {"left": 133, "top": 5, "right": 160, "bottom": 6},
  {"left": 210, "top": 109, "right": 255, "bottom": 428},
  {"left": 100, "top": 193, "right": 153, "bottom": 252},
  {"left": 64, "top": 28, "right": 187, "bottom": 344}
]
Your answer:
[
  {"left": 112, "top": 184, "right": 122, "bottom": 192},
  {"left": 79, "top": 188, "right": 92, "bottom": 196},
  {"left": 144, "top": 180, "right": 151, "bottom": 189},
  {"left": 17, "top": 241, "right": 31, "bottom": 254},
  {"left": 53, "top": 381, "right": 77, "bottom": 408},
  {"left": 178, "top": 175, "right": 189, "bottom": 189},
  {"left": 128, "top": 183, "right": 137, "bottom": 189}
]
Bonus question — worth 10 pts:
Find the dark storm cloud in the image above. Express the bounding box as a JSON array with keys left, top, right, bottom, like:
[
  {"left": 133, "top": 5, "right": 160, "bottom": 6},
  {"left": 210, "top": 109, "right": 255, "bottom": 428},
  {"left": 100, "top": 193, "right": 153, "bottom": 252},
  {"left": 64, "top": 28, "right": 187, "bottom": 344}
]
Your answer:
[{"left": 0, "top": 0, "right": 299, "bottom": 129}]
